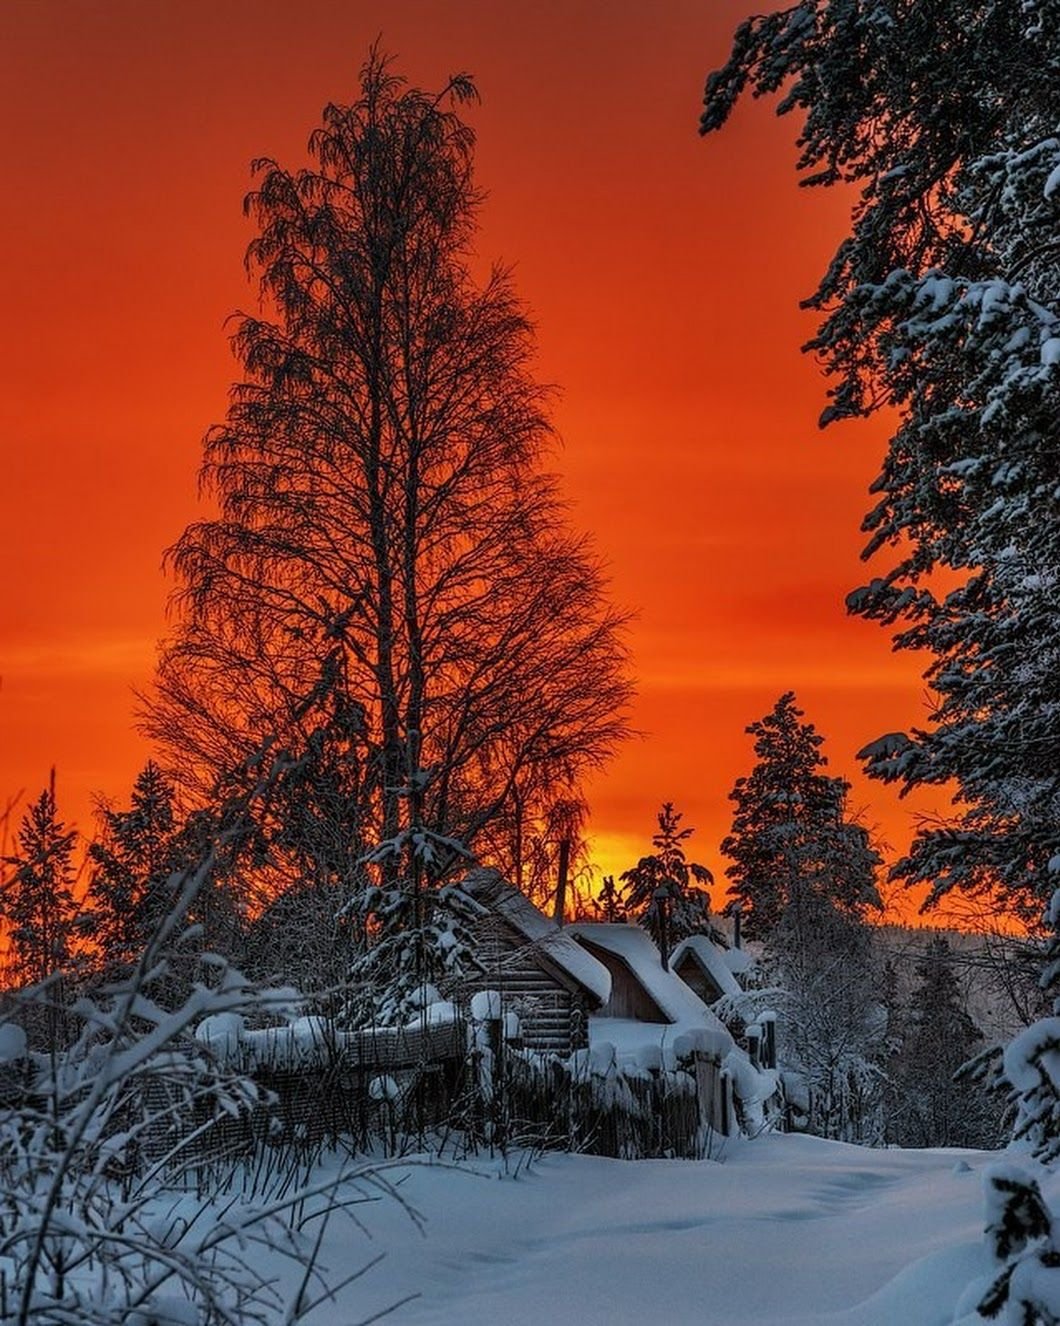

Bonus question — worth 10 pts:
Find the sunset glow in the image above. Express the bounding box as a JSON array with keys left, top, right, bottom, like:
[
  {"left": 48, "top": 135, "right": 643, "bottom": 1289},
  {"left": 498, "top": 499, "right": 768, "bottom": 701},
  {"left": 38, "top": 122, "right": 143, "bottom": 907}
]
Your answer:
[{"left": 1, "top": 1, "right": 949, "bottom": 920}]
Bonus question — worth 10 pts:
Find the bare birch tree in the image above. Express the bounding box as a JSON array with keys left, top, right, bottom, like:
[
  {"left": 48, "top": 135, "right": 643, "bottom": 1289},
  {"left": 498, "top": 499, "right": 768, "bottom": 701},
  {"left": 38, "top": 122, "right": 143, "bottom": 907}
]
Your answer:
[{"left": 145, "top": 52, "right": 631, "bottom": 916}]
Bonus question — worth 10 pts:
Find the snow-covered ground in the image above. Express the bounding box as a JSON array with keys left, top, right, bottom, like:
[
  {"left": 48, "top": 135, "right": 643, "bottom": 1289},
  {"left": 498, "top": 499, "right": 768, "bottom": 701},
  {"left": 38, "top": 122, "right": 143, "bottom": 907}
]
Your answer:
[{"left": 315, "top": 1134, "right": 1002, "bottom": 1325}]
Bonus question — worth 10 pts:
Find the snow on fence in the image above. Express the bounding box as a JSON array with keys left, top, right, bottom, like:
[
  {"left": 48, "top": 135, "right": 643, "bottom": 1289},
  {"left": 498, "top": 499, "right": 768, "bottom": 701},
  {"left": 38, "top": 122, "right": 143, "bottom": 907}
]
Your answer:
[
  {"left": 1, "top": 1008, "right": 736, "bottom": 1179},
  {"left": 457, "top": 1008, "right": 735, "bottom": 1160},
  {"left": 147, "top": 1006, "right": 738, "bottom": 1169}
]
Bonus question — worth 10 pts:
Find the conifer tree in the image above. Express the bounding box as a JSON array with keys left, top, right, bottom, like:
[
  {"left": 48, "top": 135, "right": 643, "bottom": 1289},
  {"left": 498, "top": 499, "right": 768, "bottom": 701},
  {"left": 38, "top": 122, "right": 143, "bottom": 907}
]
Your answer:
[
  {"left": 88, "top": 761, "right": 179, "bottom": 978},
  {"left": 703, "top": 5, "right": 1060, "bottom": 1288},
  {"left": 722, "top": 694, "right": 881, "bottom": 939},
  {"left": 702, "top": 1, "right": 1060, "bottom": 920},
  {"left": 995, "top": 891, "right": 1060, "bottom": 1165},
  {"left": 89, "top": 764, "right": 245, "bottom": 998},
  {"left": 592, "top": 874, "right": 628, "bottom": 924},
  {"left": 344, "top": 780, "right": 481, "bottom": 1026},
  {"left": 721, "top": 696, "right": 882, "bottom": 1138},
  {"left": 976, "top": 1165, "right": 1060, "bottom": 1324},
  {"left": 877, "top": 955, "right": 909, "bottom": 1142},
  {"left": 0, "top": 776, "right": 86, "bottom": 1049},
  {"left": 897, "top": 937, "right": 1000, "bottom": 1148},
  {"left": 621, "top": 803, "right": 716, "bottom": 960},
  {"left": 0, "top": 777, "right": 81, "bottom": 990}
]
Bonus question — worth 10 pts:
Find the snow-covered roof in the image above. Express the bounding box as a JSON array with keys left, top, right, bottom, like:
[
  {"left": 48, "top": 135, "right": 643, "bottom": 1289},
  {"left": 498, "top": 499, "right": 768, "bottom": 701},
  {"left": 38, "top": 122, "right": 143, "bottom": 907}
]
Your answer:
[
  {"left": 670, "top": 935, "right": 743, "bottom": 1001},
  {"left": 721, "top": 945, "right": 752, "bottom": 977},
  {"left": 565, "top": 925, "right": 782, "bottom": 1115},
  {"left": 457, "top": 869, "right": 612, "bottom": 1006},
  {"left": 567, "top": 922, "right": 732, "bottom": 1048}
]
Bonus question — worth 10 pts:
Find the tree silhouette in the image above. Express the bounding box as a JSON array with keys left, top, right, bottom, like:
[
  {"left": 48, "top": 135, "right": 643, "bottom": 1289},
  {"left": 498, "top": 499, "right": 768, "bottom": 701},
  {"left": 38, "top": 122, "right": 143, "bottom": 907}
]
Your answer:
[
  {"left": 146, "top": 51, "right": 632, "bottom": 918},
  {"left": 592, "top": 874, "right": 629, "bottom": 924},
  {"left": 88, "top": 761, "right": 178, "bottom": 978},
  {"left": 622, "top": 803, "right": 716, "bottom": 962},
  {"left": 1, "top": 775, "right": 80, "bottom": 989}
]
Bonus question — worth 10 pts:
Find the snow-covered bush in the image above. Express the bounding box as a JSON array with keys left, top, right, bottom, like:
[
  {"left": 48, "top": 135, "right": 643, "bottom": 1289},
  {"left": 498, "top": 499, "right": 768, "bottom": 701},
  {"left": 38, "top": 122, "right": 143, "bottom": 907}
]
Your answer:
[
  {"left": 760, "top": 894, "right": 886, "bottom": 1144},
  {"left": 0, "top": 843, "right": 404, "bottom": 1326},
  {"left": 990, "top": 891, "right": 1060, "bottom": 1165},
  {"left": 1001, "top": 1018, "right": 1060, "bottom": 1163},
  {"left": 952, "top": 893, "right": 1060, "bottom": 1323},
  {"left": 969, "top": 1164, "right": 1060, "bottom": 1324}
]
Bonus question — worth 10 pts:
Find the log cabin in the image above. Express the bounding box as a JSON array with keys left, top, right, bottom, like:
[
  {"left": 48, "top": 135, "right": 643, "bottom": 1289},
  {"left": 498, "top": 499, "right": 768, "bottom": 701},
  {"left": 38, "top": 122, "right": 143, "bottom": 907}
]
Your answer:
[{"left": 454, "top": 869, "right": 611, "bottom": 1056}]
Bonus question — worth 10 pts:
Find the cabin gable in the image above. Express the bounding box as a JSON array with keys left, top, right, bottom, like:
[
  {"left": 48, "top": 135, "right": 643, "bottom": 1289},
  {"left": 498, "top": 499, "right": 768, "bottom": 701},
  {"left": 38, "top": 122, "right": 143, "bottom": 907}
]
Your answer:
[
  {"left": 673, "top": 951, "right": 726, "bottom": 1006},
  {"left": 574, "top": 936, "right": 669, "bottom": 1023}
]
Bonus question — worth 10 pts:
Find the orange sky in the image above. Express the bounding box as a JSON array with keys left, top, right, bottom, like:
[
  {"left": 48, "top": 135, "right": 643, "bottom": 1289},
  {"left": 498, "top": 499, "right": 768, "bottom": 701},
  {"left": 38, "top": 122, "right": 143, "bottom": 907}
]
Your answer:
[{"left": 0, "top": 1, "right": 952, "bottom": 921}]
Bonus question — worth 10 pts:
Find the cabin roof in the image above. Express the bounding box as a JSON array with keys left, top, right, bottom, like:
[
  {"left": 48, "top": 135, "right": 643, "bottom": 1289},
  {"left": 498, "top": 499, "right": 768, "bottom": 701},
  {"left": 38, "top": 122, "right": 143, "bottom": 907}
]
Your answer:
[
  {"left": 670, "top": 934, "right": 743, "bottom": 1001},
  {"left": 457, "top": 869, "right": 612, "bottom": 1006},
  {"left": 567, "top": 922, "right": 731, "bottom": 1046}
]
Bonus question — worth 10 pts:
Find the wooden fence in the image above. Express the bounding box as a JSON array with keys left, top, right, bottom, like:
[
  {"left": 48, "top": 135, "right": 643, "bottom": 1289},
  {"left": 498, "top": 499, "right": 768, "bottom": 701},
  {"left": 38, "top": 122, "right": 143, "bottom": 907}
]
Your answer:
[
  {"left": 213, "top": 1015, "right": 739, "bottom": 1162},
  {"left": 5, "top": 1016, "right": 738, "bottom": 1177}
]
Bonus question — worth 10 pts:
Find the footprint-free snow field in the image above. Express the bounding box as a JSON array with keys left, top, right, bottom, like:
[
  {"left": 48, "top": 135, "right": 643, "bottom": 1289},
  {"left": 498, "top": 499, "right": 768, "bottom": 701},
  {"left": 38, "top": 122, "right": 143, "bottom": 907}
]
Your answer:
[{"left": 329, "top": 1133, "right": 997, "bottom": 1325}]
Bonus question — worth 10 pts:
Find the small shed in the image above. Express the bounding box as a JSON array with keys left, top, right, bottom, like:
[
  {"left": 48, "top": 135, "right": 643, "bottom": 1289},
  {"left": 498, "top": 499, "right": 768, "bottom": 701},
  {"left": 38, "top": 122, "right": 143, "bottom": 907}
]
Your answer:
[
  {"left": 566, "top": 922, "right": 733, "bottom": 1054},
  {"left": 567, "top": 923, "right": 783, "bottom": 1133},
  {"left": 670, "top": 935, "right": 743, "bottom": 1007},
  {"left": 455, "top": 869, "right": 611, "bottom": 1056}
]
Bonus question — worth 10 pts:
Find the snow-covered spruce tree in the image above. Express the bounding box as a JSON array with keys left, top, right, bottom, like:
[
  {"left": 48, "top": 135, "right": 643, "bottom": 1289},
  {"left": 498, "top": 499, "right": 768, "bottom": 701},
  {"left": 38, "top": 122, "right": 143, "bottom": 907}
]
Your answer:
[
  {"left": 703, "top": 3, "right": 1060, "bottom": 924},
  {"left": 895, "top": 936, "right": 1002, "bottom": 1148},
  {"left": 993, "top": 893, "right": 1060, "bottom": 1166},
  {"left": 965, "top": 894, "right": 1060, "bottom": 1320},
  {"left": 621, "top": 803, "right": 717, "bottom": 961},
  {"left": 970, "top": 1164, "right": 1060, "bottom": 1325},
  {"left": 720, "top": 696, "right": 882, "bottom": 1138},
  {"left": 145, "top": 52, "right": 632, "bottom": 922},
  {"left": 721, "top": 693, "right": 882, "bottom": 941},
  {"left": 345, "top": 793, "right": 483, "bottom": 1026},
  {"left": 704, "top": 6, "right": 1060, "bottom": 1298}
]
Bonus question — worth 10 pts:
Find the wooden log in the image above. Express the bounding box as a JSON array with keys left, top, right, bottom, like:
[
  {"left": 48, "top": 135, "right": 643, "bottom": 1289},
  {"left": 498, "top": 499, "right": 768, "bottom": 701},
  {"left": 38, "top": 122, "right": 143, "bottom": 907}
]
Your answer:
[
  {"left": 760, "top": 1012, "right": 777, "bottom": 1070},
  {"left": 485, "top": 1015, "right": 506, "bottom": 1149},
  {"left": 746, "top": 1022, "right": 762, "bottom": 1071},
  {"left": 720, "top": 1068, "right": 734, "bottom": 1137},
  {"left": 693, "top": 1049, "right": 721, "bottom": 1138}
]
